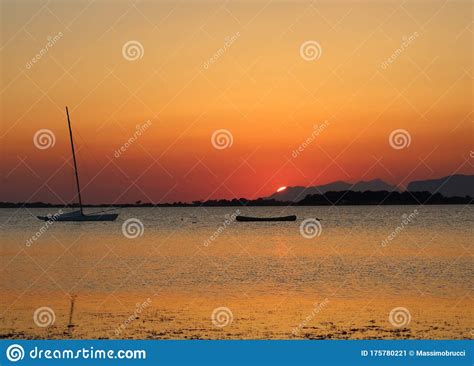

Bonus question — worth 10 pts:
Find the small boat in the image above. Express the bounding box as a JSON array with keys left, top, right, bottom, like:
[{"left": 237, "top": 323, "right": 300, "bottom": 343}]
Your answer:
[
  {"left": 37, "top": 210, "right": 118, "bottom": 222},
  {"left": 37, "top": 107, "right": 119, "bottom": 222},
  {"left": 236, "top": 215, "right": 297, "bottom": 222}
]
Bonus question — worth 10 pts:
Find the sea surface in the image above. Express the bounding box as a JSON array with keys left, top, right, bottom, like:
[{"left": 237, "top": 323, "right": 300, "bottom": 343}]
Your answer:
[{"left": 1, "top": 205, "right": 472, "bottom": 339}]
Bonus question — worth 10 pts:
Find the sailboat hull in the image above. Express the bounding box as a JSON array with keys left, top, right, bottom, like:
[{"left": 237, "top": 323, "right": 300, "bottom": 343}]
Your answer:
[{"left": 37, "top": 211, "right": 118, "bottom": 222}]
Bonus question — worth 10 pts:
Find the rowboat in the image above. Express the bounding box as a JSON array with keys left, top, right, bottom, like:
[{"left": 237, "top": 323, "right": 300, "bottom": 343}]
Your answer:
[{"left": 236, "top": 215, "right": 297, "bottom": 222}]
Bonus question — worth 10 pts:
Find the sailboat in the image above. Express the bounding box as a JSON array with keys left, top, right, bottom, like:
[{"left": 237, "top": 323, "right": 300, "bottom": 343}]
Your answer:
[{"left": 37, "top": 107, "right": 119, "bottom": 222}]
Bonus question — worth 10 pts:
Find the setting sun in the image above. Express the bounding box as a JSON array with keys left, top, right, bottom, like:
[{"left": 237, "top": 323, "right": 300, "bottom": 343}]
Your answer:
[{"left": 0, "top": 0, "right": 472, "bottom": 356}]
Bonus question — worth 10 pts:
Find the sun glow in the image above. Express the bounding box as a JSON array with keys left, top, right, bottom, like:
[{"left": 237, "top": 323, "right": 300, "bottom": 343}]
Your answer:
[{"left": 276, "top": 186, "right": 287, "bottom": 193}]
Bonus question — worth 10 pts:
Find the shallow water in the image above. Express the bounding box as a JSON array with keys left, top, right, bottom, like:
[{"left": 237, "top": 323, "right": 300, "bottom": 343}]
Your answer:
[{"left": 0, "top": 205, "right": 472, "bottom": 339}]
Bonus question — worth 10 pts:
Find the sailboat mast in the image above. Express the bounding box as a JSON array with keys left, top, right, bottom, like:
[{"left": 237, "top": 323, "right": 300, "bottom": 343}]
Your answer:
[{"left": 66, "top": 106, "right": 83, "bottom": 215}]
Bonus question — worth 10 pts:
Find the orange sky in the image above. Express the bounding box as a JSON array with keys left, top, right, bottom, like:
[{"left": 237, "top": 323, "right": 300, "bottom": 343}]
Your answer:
[{"left": 1, "top": 0, "right": 472, "bottom": 204}]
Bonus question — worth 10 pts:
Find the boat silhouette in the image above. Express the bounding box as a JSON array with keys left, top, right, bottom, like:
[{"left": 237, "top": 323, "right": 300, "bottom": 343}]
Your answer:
[
  {"left": 236, "top": 215, "right": 297, "bottom": 222},
  {"left": 37, "top": 107, "right": 118, "bottom": 222}
]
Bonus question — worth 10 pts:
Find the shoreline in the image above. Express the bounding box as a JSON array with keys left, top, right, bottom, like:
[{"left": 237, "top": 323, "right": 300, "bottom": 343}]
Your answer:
[
  {"left": 1, "top": 292, "right": 471, "bottom": 340},
  {"left": 1, "top": 202, "right": 473, "bottom": 208}
]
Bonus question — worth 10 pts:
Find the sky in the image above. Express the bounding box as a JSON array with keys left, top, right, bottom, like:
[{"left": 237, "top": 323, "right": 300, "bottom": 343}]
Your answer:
[{"left": 0, "top": 0, "right": 472, "bottom": 204}]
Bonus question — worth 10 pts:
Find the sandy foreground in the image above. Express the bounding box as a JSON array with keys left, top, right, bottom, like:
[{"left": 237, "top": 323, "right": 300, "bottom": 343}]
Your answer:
[{"left": 0, "top": 291, "right": 472, "bottom": 340}]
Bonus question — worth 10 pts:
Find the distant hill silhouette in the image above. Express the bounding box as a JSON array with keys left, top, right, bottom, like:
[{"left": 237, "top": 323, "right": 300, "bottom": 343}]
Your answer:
[
  {"left": 268, "top": 175, "right": 474, "bottom": 202},
  {"left": 268, "top": 179, "right": 397, "bottom": 202},
  {"left": 296, "top": 190, "right": 471, "bottom": 206},
  {"left": 407, "top": 174, "right": 474, "bottom": 198}
]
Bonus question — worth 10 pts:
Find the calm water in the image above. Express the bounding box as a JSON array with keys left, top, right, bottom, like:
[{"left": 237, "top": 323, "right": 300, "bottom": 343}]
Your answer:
[
  {"left": 1, "top": 205, "right": 472, "bottom": 339},
  {"left": 2, "top": 205, "right": 472, "bottom": 296}
]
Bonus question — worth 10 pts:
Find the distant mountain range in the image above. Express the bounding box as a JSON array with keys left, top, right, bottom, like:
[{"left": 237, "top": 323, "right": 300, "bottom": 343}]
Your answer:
[
  {"left": 297, "top": 191, "right": 471, "bottom": 206},
  {"left": 268, "top": 175, "right": 473, "bottom": 202},
  {"left": 267, "top": 179, "right": 398, "bottom": 202},
  {"left": 407, "top": 174, "right": 473, "bottom": 198}
]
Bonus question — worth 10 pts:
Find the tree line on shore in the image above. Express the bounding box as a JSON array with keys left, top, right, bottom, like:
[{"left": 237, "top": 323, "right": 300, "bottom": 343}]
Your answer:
[{"left": 1, "top": 190, "right": 472, "bottom": 208}]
